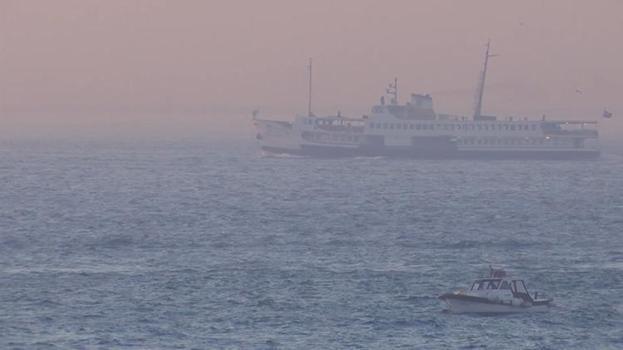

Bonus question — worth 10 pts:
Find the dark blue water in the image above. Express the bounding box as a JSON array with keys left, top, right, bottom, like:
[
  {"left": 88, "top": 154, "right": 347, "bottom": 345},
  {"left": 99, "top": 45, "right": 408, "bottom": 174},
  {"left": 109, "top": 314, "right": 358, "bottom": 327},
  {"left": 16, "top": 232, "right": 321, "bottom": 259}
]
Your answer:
[{"left": 1, "top": 140, "right": 622, "bottom": 349}]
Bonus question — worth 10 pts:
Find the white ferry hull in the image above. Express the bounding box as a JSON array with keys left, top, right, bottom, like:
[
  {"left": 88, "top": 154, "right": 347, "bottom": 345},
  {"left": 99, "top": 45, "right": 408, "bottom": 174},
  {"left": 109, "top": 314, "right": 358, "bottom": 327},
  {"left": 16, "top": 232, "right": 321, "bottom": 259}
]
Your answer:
[{"left": 260, "top": 144, "right": 600, "bottom": 160}]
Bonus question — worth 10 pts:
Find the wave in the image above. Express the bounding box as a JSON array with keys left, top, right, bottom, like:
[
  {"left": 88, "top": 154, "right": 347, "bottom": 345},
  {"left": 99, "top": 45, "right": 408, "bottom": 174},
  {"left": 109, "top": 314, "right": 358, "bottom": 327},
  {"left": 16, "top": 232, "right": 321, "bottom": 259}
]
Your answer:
[
  {"left": 434, "top": 239, "right": 548, "bottom": 250},
  {"left": 259, "top": 152, "right": 308, "bottom": 159},
  {"left": 90, "top": 234, "right": 135, "bottom": 249}
]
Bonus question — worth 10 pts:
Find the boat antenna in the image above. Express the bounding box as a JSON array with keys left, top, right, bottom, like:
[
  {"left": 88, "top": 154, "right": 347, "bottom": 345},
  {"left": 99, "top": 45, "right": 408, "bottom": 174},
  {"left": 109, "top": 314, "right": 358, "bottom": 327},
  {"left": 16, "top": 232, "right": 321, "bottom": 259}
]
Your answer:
[
  {"left": 308, "top": 58, "right": 313, "bottom": 117},
  {"left": 473, "top": 40, "right": 497, "bottom": 120},
  {"left": 386, "top": 77, "right": 398, "bottom": 105}
]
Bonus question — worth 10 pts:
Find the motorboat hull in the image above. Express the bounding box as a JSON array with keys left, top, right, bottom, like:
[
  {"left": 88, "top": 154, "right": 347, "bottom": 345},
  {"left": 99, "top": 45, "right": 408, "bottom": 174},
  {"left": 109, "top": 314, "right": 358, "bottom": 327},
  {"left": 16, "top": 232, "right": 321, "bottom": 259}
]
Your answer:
[{"left": 439, "top": 294, "right": 552, "bottom": 314}]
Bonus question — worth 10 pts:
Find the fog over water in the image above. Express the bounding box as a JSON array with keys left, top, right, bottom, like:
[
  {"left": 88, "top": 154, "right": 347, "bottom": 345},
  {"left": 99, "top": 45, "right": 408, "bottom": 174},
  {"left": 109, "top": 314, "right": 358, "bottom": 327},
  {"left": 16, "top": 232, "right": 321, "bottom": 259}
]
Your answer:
[
  {"left": 2, "top": 2, "right": 623, "bottom": 349},
  {"left": 0, "top": 0, "right": 622, "bottom": 149}
]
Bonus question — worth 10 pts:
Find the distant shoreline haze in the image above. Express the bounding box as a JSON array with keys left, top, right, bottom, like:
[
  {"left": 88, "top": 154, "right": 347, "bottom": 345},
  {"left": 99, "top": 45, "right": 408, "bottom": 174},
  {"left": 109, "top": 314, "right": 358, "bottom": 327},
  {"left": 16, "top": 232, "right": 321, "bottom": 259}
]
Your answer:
[{"left": 0, "top": 0, "right": 621, "bottom": 145}]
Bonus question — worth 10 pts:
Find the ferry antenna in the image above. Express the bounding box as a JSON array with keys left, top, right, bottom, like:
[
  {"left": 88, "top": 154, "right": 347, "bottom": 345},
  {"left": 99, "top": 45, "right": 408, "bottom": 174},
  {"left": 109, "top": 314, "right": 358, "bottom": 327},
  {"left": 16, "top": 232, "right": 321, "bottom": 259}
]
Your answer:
[
  {"left": 386, "top": 77, "right": 398, "bottom": 105},
  {"left": 394, "top": 77, "right": 398, "bottom": 105},
  {"left": 308, "top": 58, "right": 313, "bottom": 117}
]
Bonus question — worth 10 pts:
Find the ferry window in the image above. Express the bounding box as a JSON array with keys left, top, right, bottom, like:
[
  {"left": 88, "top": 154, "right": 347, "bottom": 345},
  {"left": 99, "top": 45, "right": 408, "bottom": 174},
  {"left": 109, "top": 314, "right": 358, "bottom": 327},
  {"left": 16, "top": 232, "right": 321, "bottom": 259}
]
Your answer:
[
  {"left": 390, "top": 124, "right": 394, "bottom": 129},
  {"left": 511, "top": 125, "right": 516, "bottom": 131},
  {"left": 430, "top": 125, "right": 435, "bottom": 130},
  {"left": 383, "top": 123, "right": 388, "bottom": 129},
  {"left": 456, "top": 124, "right": 461, "bottom": 130},
  {"left": 410, "top": 124, "right": 415, "bottom": 129},
  {"left": 500, "top": 281, "right": 511, "bottom": 290},
  {"left": 404, "top": 124, "right": 408, "bottom": 130},
  {"left": 477, "top": 281, "right": 486, "bottom": 290},
  {"left": 532, "top": 125, "right": 537, "bottom": 130}
]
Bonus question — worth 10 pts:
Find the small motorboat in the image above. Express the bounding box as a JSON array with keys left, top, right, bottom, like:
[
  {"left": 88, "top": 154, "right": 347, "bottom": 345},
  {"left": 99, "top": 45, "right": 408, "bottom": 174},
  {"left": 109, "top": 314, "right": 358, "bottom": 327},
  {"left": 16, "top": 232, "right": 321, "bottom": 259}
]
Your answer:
[{"left": 439, "top": 267, "right": 553, "bottom": 313}]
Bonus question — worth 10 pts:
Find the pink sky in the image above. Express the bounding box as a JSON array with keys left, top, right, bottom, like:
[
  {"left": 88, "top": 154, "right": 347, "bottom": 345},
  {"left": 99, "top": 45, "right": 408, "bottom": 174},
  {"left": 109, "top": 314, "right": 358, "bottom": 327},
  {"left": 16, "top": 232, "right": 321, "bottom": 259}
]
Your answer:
[{"left": 1, "top": 0, "right": 622, "bottom": 144}]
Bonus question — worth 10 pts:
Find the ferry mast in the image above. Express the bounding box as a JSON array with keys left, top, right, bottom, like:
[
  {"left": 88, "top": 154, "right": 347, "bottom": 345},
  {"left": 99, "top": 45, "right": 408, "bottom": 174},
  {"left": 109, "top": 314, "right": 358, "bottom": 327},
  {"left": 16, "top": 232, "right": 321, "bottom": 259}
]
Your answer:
[{"left": 473, "top": 41, "right": 497, "bottom": 120}]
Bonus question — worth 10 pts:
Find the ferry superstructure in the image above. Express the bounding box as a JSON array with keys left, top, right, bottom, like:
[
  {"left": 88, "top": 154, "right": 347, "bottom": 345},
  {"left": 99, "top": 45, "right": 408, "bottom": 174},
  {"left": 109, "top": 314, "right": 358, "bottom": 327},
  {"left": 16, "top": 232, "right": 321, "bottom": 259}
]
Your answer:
[{"left": 254, "top": 44, "right": 600, "bottom": 159}]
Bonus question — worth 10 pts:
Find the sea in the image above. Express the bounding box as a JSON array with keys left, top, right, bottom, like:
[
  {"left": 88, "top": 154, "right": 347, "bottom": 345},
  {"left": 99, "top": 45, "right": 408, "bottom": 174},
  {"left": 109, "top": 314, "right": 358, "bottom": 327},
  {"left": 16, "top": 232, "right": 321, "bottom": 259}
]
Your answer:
[{"left": 1, "top": 139, "right": 622, "bottom": 349}]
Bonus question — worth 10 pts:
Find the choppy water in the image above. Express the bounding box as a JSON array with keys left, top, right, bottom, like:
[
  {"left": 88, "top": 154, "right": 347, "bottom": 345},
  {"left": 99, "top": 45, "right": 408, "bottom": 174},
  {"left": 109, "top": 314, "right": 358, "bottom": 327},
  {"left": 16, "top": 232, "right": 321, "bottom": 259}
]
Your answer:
[{"left": 1, "top": 140, "right": 622, "bottom": 349}]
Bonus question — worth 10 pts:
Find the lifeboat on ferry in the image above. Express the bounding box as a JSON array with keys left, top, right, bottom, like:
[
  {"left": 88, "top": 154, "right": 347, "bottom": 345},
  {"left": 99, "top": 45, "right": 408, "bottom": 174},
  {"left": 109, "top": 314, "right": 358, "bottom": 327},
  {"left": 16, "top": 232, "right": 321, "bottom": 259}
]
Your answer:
[{"left": 439, "top": 267, "right": 553, "bottom": 313}]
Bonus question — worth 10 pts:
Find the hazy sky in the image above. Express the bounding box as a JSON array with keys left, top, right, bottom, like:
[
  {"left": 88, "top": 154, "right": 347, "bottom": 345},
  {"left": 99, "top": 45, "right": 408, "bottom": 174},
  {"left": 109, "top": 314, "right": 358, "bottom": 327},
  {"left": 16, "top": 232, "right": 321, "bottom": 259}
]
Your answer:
[{"left": 1, "top": 0, "right": 622, "bottom": 142}]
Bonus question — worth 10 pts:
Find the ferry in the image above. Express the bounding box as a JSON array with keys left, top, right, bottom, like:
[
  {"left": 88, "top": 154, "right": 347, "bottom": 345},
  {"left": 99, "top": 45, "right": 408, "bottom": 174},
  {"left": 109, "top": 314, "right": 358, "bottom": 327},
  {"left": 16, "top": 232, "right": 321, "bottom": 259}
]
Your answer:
[
  {"left": 254, "top": 44, "right": 600, "bottom": 159},
  {"left": 439, "top": 267, "right": 553, "bottom": 314}
]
